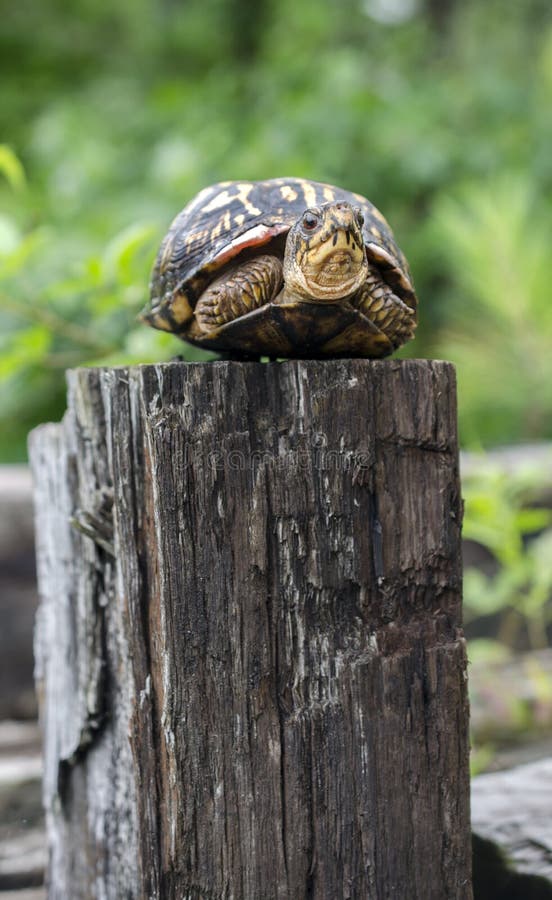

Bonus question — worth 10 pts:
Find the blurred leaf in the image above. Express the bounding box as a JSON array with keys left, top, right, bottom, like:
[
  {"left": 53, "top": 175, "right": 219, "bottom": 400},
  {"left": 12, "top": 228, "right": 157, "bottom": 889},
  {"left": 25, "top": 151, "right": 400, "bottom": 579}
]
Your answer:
[
  {"left": 470, "top": 742, "right": 496, "bottom": 777},
  {"left": 462, "top": 454, "right": 552, "bottom": 649},
  {"left": 0, "top": 145, "right": 26, "bottom": 191},
  {"left": 0, "top": 228, "right": 50, "bottom": 278},
  {"left": 0, "top": 326, "right": 51, "bottom": 378},
  {"left": 464, "top": 568, "right": 507, "bottom": 619},
  {"left": 515, "top": 508, "right": 552, "bottom": 535},
  {"left": 432, "top": 173, "right": 552, "bottom": 445},
  {"left": 0, "top": 215, "right": 21, "bottom": 256},
  {"left": 102, "top": 223, "right": 158, "bottom": 288},
  {"left": 1, "top": 0, "right": 552, "bottom": 460},
  {"left": 468, "top": 639, "right": 512, "bottom": 666}
]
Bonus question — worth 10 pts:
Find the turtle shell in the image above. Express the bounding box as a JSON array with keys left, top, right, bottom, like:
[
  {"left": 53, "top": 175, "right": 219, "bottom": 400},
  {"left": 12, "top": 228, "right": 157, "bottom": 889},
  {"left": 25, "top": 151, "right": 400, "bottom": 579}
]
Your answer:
[{"left": 144, "top": 178, "right": 417, "bottom": 341}]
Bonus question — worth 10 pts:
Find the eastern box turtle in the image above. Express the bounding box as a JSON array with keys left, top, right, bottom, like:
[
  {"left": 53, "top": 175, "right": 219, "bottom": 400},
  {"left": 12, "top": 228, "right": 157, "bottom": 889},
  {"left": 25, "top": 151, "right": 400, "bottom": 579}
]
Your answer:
[{"left": 142, "top": 178, "right": 417, "bottom": 358}]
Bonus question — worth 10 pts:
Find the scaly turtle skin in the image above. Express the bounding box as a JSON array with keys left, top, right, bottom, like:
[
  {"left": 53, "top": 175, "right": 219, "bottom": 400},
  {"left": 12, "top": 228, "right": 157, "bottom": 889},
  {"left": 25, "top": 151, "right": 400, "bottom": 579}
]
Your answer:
[{"left": 143, "top": 178, "right": 417, "bottom": 359}]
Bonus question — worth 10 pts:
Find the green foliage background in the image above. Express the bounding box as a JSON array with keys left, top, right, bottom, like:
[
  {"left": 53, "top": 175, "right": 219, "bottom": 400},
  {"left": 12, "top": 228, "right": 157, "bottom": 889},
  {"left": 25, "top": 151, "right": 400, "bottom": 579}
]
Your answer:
[{"left": 1, "top": 0, "right": 552, "bottom": 459}]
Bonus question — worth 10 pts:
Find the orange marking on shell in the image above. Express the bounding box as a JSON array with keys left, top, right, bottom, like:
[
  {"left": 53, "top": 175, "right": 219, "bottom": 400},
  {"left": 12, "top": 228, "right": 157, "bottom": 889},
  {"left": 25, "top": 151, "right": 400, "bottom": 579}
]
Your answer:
[{"left": 211, "top": 223, "right": 287, "bottom": 268}]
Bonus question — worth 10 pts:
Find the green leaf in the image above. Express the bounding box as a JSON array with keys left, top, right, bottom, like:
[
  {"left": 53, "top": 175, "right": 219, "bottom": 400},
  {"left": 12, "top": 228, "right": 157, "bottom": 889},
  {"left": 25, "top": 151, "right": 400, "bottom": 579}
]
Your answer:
[
  {"left": 467, "top": 638, "right": 512, "bottom": 666},
  {"left": 0, "top": 145, "right": 26, "bottom": 191},
  {"left": 0, "top": 326, "right": 51, "bottom": 379},
  {"left": 0, "top": 215, "right": 21, "bottom": 256},
  {"left": 514, "top": 508, "right": 552, "bottom": 535},
  {"left": 463, "top": 568, "right": 505, "bottom": 617},
  {"left": 0, "top": 228, "right": 49, "bottom": 277},
  {"left": 469, "top": 742, "right": 496, "bottom": 777},
  {"left": 102, "top": 223, "right": 157, "bottom": 288}
]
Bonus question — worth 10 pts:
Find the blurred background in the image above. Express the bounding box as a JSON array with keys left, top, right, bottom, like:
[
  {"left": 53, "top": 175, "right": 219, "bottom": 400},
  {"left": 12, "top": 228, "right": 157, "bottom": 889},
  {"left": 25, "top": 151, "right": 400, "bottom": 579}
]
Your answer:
[
  {"left": 1, "top": 0, "right": 552, "bottom": 891},
  {"left": 1, "top": 0, "right": 552, "bottom": 457}
]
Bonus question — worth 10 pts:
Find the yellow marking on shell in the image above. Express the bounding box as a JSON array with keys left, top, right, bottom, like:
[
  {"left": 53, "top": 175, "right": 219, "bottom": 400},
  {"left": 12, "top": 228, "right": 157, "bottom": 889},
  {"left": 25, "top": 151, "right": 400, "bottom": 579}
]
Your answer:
[
  {"left": 185, "top": 228, "right": 209, "bottom": 248},
  {"left": 201, "top": 189, "right": 240, "bottom": 214},
  {"left": 203, "top": 183, "right": 262, "bottom": 216},
  {"left": 301, "top": 182, "right": 318, "bottom": 208},
  {"left": 370, "top": 205, "right": 389, "bottom": 225},
  {"left": 235, "top": 183, "right": 262, "bottom": 216},
  {"left": 222, "top": 210, "right": 232, "bottom": 231},
  {"left": 171, "top": 292, "right": 194, "bottom": 325},
  {"left": 210, "top": 219, "right": 224, "bottom": 241},
  {"left": 370, "top": 226, "right": 382, "bottom": 239},
  {"left": 148, "top": 312, "right": 174, "bottom": 332},
  {"left": 182, "top": 185, "right": 219, "bottom": 217},
  {"left": 234, "top": 213, "right": 246, "bottom": 227},
  {"left": 323, "top": 186, "right": 335, "bottom": 202},
  {"left": 280, "top": 185, "right": 298, "bottom": 202}
]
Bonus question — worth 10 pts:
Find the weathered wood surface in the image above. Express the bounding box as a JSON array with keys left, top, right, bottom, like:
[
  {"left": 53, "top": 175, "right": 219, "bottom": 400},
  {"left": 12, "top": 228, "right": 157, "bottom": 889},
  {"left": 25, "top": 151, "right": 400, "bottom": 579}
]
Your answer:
[
  {"left": 0, "top": 466, "right": 38, "bottom": 720},
  {"left": 29, "top": 359, "right": 472, "bottom": 900}
]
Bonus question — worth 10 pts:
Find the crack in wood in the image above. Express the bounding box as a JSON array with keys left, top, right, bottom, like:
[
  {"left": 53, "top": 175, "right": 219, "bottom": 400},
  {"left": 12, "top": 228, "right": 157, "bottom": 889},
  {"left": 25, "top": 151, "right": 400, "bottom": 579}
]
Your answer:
[{"left": 30, "top": 359, "right": 472, "bottom": 899}]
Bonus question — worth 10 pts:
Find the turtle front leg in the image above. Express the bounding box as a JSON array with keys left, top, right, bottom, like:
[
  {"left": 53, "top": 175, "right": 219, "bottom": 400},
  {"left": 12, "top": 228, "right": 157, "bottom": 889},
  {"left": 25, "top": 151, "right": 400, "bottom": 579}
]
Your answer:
[
  {"left": 350, "top": 266, "right": 417, "bottom": 349},
  {"left": 193, "top": 254, "right": 283, "bottom": 334}
]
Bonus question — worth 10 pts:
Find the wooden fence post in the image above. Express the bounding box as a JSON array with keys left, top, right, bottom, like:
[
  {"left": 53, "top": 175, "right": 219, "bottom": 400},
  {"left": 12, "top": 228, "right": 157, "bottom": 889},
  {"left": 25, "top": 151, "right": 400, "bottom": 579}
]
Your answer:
[{"left": 29, "top": 359, "right": 472, "bottom": 899}]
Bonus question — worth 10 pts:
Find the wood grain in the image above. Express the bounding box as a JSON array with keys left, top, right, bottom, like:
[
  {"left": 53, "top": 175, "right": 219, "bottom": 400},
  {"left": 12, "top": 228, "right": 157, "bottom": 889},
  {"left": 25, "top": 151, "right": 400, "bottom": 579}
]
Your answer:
[{"left": 30, "top": 359, "right": 472, "bottom": 899}]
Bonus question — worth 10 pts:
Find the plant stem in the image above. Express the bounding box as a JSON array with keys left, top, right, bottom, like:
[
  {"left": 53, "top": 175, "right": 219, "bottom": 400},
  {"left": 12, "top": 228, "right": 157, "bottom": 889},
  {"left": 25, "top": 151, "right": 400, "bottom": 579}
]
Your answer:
[{"left": 1, "top": 291, "right": 116, "bottom": 353}]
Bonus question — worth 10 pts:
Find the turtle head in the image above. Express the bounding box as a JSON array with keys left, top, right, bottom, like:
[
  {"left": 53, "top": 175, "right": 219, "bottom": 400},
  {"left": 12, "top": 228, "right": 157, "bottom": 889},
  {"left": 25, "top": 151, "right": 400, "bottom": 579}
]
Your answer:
[{"left": 283, "top": 202, "right": 368, "bottom": 302}]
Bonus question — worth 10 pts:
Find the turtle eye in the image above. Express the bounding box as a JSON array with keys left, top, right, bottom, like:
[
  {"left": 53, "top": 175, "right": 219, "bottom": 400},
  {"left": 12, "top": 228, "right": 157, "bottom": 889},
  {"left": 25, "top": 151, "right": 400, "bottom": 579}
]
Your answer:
[
  {"left": 354, "top": 208, "right": 365, "bottom": 228},
  {"left": 302, "top": 211, "right": 320, "bottom": 231}
]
